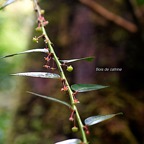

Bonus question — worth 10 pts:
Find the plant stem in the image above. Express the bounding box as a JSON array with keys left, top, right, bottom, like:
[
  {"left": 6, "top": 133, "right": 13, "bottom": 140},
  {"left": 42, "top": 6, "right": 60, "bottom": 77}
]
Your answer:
[{"left": 33, "top": 0, "right": 88, "bottom": 143}]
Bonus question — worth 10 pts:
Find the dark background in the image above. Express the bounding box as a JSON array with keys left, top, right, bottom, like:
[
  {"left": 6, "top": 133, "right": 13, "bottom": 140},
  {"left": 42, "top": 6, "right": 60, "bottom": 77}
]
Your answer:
[{"left": 0, "top": 0, "right": 144, "bottom": 144}]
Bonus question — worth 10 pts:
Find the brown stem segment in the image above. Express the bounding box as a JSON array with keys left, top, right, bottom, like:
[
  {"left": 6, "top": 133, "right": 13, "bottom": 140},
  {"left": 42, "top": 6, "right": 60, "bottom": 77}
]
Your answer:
[{"left": 79, "top": 0, "right": 137, "bottom": 33}]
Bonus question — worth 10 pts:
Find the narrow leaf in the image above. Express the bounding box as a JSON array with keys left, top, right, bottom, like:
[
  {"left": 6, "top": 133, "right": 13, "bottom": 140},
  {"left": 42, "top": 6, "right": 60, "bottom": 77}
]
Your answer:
[
  {"left": 55, "top": 139, "right": 81, "bottom": 144},
  {"left": 84, "top": 112, "right": 123, "bottom": 126},
  {"left": 71, "top": 84, "right": 108, "bottom": 92},
  {"left": 60, "top": 56, "right": 94, "bottom": 63},
  {"left": 0, "top": 48, "right": 49, "bottom": 58},
  {"left": 27, "top": 91, "right": 72, "bottom": 109},
  {"left": 0, "top": 0, "right": 15, "bottom": 10},
  {"left": 11, "top": 72, "right": 60, "bottom": 79}
]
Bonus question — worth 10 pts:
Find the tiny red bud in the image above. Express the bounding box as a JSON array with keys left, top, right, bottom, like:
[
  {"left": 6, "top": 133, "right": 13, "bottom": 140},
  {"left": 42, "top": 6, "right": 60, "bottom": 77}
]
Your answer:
[
  {"left": 43, "top": 21, "right": 49, "bottom": 26},
  {"left": 73, "top": 99, "right": 80, "bottom": 104},
  {"left": 44, "top": 56, "right": 50, "bottom": 61},
  {"left": 69, "top": 117, "right": 74, "bottom": 121},
  {"left": 61, "top": 86, "right": 68, "bottom": 91},
  {"left": 86, "top": 130, "right": 90, "bottom": 135}
]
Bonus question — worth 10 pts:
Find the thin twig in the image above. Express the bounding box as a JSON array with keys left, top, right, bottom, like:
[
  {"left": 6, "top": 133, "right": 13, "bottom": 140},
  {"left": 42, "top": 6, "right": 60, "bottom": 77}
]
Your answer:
[{"left": 79, "top": 0, "right": 138, "bottom": 33}]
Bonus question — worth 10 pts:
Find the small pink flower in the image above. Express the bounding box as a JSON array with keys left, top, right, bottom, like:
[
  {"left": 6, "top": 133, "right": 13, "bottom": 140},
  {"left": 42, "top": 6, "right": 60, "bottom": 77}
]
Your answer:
[
  {"left": 74, "top": 99, "right": 80, "bottom": 104},
  {"left": 69, "top": 117, "right": 74, "bottom": 121},
  {"left": 83, "top": 125, "right": 90, "bottom": 135},
  {"left": 44, "top": 56, "right": 50, "bottom": 61},
  {"left": 69, "top": 110, "right": 75, "bottom": 121},
  {"left": 43, "top": 65, "right": 50, "bottom": 69},
  {"left": 61, "top": 85, "right": 68, "bottom": 91}
]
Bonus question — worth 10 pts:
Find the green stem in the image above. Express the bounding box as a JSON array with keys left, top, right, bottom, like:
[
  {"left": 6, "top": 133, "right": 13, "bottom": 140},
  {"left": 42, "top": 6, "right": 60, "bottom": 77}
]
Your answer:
[{"left": 33, "top": 1, "right": 88, "bottom": 143}]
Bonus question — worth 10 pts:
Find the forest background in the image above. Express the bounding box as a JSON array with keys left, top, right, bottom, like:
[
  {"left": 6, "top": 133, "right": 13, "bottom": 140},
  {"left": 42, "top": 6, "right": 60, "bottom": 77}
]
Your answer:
[{"left": 0, "top": 0, "right": 144, "bottom": 144}]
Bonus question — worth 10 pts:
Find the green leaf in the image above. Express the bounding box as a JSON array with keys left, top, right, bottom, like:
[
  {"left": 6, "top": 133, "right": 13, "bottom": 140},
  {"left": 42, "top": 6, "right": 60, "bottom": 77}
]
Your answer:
[
  {"left": 11, "top": 72, "right": 60, "bottom": 79},
  {"left": 55, "top": 139, "right": 82, "bottom": 144},
  {"left": 0, "top": 48, "right": 49, "bottom": 59},
  {"left": 71, "top": 84, "right": 108, "bottom": 92},
  {"left": 27, "top": 91, "right": 73, "bottom": 109},
  {"left": 0, "top": 0, "right": 15, "bottom": 10},
  {"left": 84, "top": 112, "right": 123, "bottom": 126},
  {"left": 60, "top": 56, "right": 94, "bottom": 63}
]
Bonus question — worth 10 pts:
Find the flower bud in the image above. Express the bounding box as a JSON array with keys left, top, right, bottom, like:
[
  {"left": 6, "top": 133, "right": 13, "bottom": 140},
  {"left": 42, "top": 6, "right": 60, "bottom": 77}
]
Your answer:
[
  {"left": 72, "top": 126, "right": 78, "bottom": 132},
  {"left": 67, "top": 65, "right": 73, "bottom": 72},
  {"left": 40, "top": 10, "right": 45, "bottom": 14},
  {"left": 32, "top": 37, "right": 38, "bottom": 43},
  {"left": 35, "top": 27, "right": 42, "bottom": 32}
]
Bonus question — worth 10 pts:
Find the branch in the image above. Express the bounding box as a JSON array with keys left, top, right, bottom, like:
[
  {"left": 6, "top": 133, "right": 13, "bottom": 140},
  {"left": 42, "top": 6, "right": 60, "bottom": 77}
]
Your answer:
[
  {"left": 79, "top": 0, "right": 138, "bottom": 33},
  {"left": 33, "top": 0, "right": 88, "bottom": 143}
]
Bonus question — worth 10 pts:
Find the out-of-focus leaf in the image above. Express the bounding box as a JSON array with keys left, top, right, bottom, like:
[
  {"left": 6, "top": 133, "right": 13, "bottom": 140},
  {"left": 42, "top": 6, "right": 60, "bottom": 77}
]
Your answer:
[
  {"left": 60, "top": 56, "right": 94, "bottom": 63},
  {"left": 71, "top": 84, "right": 108, "bottom": 92},
  {"left": 27, "top": 91, "right": 73, "bottom": 109},
  {"left": 0, "top": 0, "right": 16, "bottom": 10},
  {"left": 55, "top": 139, "right": 82, "bottom": 144},
  {"left": 11, "top": 72, "right": 60, "bottom": 79},
  {"left": 136, "top": 0, "right": 144, "bottom": 5},
  {"left": 84, "top": 113, "right": 123, "bottom": 126},
  {"left": 0, "top": 48, "right": 49, "bottom": 58}
]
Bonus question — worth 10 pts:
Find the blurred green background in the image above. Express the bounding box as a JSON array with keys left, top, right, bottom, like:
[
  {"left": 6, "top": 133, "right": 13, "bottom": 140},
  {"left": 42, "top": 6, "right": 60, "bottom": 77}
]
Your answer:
[
  {"left": 0, "top": 0, "right": 144, "bottom": 144},
  {"left": 0, "top": 0, "right": 34, "bottom": 143}
]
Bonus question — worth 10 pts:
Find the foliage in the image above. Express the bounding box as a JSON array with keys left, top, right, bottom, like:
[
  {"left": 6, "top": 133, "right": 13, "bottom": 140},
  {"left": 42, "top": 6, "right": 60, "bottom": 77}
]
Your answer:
[
  {"left": 0, "top": 1, "right": 34, "bottom": 142},
  {"left": 71, "top": 84, "right": 108, "bottom": 92},
  {"left": 0, "top": 0, "right": 15, "bottom": 10},
  {"left": 0, "top": 1, "right": 32, "bottom": 90},
  {"left": 0, "top": 1, "right": 123, "bottom": 144},
  {"left": 0, "top": 110, "right": 11, "bottom": 144}
]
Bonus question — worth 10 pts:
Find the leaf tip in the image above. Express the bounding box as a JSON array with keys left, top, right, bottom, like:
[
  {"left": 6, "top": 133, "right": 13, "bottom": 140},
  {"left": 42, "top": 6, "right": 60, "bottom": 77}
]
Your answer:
[
  {"left": 10, "top": 73, "right": 17, "bottom": 76},
  {"left": 116, "top": 112, "right": 123, "bottom": 116},
  {"left": 10, "top": 74, "right": 15, "bottom": 76},
  {"left": 26, "top": 91, "right": 31, "bottom": 94}
]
